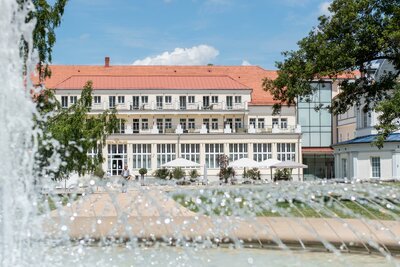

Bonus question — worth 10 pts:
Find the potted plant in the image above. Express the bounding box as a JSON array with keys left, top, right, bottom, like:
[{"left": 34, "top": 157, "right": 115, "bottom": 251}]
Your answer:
[
  {"left": 152, "top": 168, "right": 170, "bottom": 180},
  {"left": 139, "top": 168, "right": 147, "bottom": 185},
  {"left": 189, "top": 169, "right": 200, "bottom": 183}
]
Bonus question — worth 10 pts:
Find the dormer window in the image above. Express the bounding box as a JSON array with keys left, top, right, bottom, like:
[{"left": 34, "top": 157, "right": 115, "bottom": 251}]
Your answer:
[{"left": 118, "top": 96, "right": 125, "bottom": 104}]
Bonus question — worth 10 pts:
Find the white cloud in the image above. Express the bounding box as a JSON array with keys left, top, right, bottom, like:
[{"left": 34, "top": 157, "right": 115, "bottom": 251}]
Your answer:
[
  {"left": 241, "top": 60, "right": 251, "bottom": 66},
  {"left": 319, "top": 1, "right": 331, "bottom": 16},
  {"left": 132, "top": 45, "right": 219, "bottom": 65}
]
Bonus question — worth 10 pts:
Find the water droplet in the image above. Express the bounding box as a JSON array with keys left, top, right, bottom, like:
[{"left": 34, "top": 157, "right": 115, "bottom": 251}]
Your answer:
[
  {"left": 247, "top": 257, "right": 254, "bottom": 264},
  {"left": 61, "top": 225, "right": 68, "bottom": 231},
  {"left": 97, "top": 219, "right": 102, "bottom": 224},
  {"left": 164, "top": 218, "right": 171, "bottom": 224},
  {"left": 90, "top": 180, "right": 95, "bottom": 186}
]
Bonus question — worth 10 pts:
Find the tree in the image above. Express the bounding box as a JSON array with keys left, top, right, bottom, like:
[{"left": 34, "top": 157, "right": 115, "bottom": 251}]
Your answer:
[
  {"left": 35, "top": 81, "right": 118, "bottom": 180},
  {"left": 20, "top": 0, "right": 68, "bottom": 81},
  {"left": 263, "top": 0, "right": 400, "bottom": 147}
]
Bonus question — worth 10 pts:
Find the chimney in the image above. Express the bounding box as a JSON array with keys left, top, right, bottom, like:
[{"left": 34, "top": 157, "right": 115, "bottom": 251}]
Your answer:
[{"left": 105, "top": 56, "right": 110, "bottom": 67}]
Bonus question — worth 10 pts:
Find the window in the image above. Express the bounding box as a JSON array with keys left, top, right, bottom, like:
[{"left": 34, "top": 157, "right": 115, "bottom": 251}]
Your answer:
[
  {"left": 235, "top": 96, "right": 242, "bottom": 103},
  {"left": 157, "top": 144, "right": 176, "bottom": 167},
  {"left": 87, "top": 146, "right": 98, "bottom": 159},
  {"left": 362, "top": 109, "right": 370, "bottom": 128},
  {"left": 70, "top": 96, "right": 77, "bottom": 105},
  {"left": 229, "top": 143, "right": 248, "bottom": 161},
  {"left": 94, "top": 96, "right": 101, "bottom": 104},
  {"left": 212, "top": 118, "right": 218, "bottom": 130},
  {"left": 277, "top": 143, "right": 296, "bottom": 161},
  {"left": 132, "top": 119, "right": 140, "bottom": 133},
  {"left": 107, "top": 144, "right": 128, "bottom": 176},
  {"left": 132, "top": 144, "right": 151, "bottom": 169},
  {"left": 258, "top": 118, "right": 265, "bottom": 129},
  {"left": 205, "top": 144, "right": 224, "bottom": 168},
  {"left": 109, "top": 96, "right": 116, "bottom": 108},
  {"left": 235, "top": 118, "right": 242, "bottom": 129},
  {"left": 253, "top": 143, "right": 272, "bottom": 162},
  {"left": 180, "top": 118, "right": 187, "bottom": 130},
  {"left": 272, "top": 118, "right": 279, "bottom": 127},
  {"left": 113, "top": 119, "right": 125, "bottom": 134},
  {"left": 141, "top": 96, "right": 148, "bottom": 104},
  {"left": 211, "top": 96, "right": 219, "bottom": 104},
  {"left": 156, "top": 96, "right": 163, "bottom": 109},
  {"left": 341, "top": 158, "right": 347, "bottom": 178},
  {"left": 188, "top": 96, "right": 195, "bottom": 104},
  {"left": 226, "top": 96, "right": 233, "bottom": 109},
  {"left": 141, "top": 118, "right": 149, "bottom": 130},
  {"left": 280, "top": 118, "right": 288, "bottom": 129},
  {"left": 118, "top": 96, "right": 125, "bottom": 104},
  {"left": 61, "top": 96, "right": 68, "bottom": 108},
  {"left": 165, "top": 96, "right": 172, "bottom": 104},
  {"left": 203, "top": 118, "right": 210, "bottom": 130},
  {"left": 165, "top": 118, "right": 172, "bottom": 129},
  {"left": 249, "top": 118, "right": 256, "bottom": 127},
  {"left": 181, "top": 144, "right": 200, "bottom": 163},
  {"left": 371, "top": 157, "right": 381, "bottom": 178},
  {"left": 188, "top": 118, "right": 195, "bottom": 129},
  {"left": 156, "top": 118, "right": 163, "bottom": 133}
]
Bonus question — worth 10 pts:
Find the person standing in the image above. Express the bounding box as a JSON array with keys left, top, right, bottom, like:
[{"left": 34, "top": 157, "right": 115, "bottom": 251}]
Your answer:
[{"left": 120, "top": 165, "right": 131, "bottom": 193}]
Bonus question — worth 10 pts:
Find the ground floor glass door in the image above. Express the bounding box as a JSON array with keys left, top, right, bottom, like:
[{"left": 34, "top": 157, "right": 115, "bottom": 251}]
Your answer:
[{"left": 107, "top": 144, "right": 128, "bottom": 175}]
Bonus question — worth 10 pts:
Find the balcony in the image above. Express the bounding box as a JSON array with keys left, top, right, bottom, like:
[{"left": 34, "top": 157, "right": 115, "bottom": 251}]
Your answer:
[
  {"left": 91, "top": 101, "right": 249, "bottom": 112},
  {"left": 112, "top": 123, "right": 301, "bottom": 135}
]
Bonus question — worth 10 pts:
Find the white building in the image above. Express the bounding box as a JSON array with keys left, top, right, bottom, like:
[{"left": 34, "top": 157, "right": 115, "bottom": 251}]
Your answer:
[
  {"left": 45, "top": 59, "right": 303, "bottom": 181},
  {"left": 333, "top": 60, "right": 400, "bottom": 180}
]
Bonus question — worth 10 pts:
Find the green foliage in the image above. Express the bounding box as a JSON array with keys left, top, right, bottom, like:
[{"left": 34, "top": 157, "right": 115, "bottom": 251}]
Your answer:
[
  {"left": 139, "top": 168, "right": 148, "bottom": 176},
  {"left": 274, "top": 168, "right": 292, "bottom": 182},
  {"left": 189, "top": 169, "right": 199, "bottom": 179},
  {"left": 263, "top": 0, "right": 400, "bottom": 146},
  {"left": 247, "top": 168, "right": 261, "bottom": 180},
  {"left": 35, "top": 81, "right": 118, "bottom": 180},
  {"left": 93, "top": 164, "right": 105, "bottom": 179},
  {"left": 172, "top": 167, "right": 185, "bottom": 180},
  {"left": 20, "top": 0, "right": 68, "bottom": 80},
  {"left": 219, "top": 166, "right": 235, "bottom": 184},
  {"left": 153, "top": 168, "right": 171, "bottom": 180}
]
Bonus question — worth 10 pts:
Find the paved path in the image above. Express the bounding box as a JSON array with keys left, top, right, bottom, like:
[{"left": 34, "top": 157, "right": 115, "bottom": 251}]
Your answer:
[{"left": 45, "top": 187, "right": 400, "bottom": 255}]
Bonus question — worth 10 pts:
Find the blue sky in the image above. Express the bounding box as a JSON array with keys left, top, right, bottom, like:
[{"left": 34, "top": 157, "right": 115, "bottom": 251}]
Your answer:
[{"left": 52, "top": 0, "right": 331, "bottom": 69}]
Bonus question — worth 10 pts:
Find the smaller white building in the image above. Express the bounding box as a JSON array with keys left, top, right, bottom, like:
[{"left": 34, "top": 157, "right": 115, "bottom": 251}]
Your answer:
[{"left": 333, "top": 134, "right": 400, "bottom": 180}]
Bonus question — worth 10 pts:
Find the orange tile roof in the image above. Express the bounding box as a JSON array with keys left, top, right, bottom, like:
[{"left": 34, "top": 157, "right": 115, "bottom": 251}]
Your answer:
[
  {"left": 36, "top": 64, "right": 358, "bottom": 105},
  {"left": 37, "top": 65, "right": 278, "bottom": 105},
  {"left": 55, "top": 75, "right": 251, "bottom": 90}
]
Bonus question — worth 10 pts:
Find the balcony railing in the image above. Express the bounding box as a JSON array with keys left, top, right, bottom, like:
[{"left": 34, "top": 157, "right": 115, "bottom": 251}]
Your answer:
[
  {"left": 91, "top": 101, "right": 249, "bottom": 111},
  {"left": 111, "top": 123, "right": 301, "bottom": 135}
]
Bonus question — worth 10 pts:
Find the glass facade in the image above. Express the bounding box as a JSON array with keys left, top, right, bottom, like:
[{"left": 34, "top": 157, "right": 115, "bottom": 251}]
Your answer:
[
  {"left": 303, "top": 154, "right": 334, "bottom": 180},
  {"left": 298, "top": 82, "right": 332, "bottom": 147}
]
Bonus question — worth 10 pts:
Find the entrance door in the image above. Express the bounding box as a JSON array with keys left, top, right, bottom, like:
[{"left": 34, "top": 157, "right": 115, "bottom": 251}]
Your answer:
[
  {"left": 112, "top": 158, "right": 123, "bottom": 175},
  {"left": 225, "top": 118, "right": 233, "bottom": 129},
  {"left": 132, "top": 96, "right": 139, "bottom": 110},
  {"left": 179, "top": 96, "right": 187, "bottom": 110}
]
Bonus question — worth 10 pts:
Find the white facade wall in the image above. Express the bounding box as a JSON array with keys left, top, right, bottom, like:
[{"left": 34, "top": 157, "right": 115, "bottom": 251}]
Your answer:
[{"left": 334, "top": 142, "right": 400, "bottom": 180}]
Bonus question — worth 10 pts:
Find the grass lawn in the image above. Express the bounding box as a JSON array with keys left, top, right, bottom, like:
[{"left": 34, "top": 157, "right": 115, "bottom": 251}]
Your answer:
[{"left": 171, "top": 187, "right": 400, "bottom": 220}]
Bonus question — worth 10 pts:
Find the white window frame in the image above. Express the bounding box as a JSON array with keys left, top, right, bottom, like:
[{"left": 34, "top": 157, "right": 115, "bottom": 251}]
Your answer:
[
  {"left": 165, "top": 96, "right": 172, "bottom": 104},
  {"left": 253, "top": 143, "right": 272, "bottom": 162},
  {"left": 277, "top": 143, "right": 296, "bottom": 161},
  {"left": 257, "top": 118, "right": 265, "bottom": 129},
  {"left": 94, "top": 96, "right": 101, "bottom": 104},
  {"left": 118, "top": 96, "right": 125, "bottom": 104},
  {"left": 229, "top": 143, "right": 248, "bottom": 161},
  {"left": 205, "top": 143, "right": 224, "bottom": 168},
  {"left": 188, "top": 96, "right": 195, "bottom": 104},
  {"left": 371, "top": 156, "right": 381, "bottom": 178},
  {"left": 188, "top": 118, "right": 195, "bottom": 129},
  {"left": 132, "top": 144, "right": 152, "bottom": 169},
  {"left": 141, "top": 118, "right": 149, "bottom": 130},
  {"left": 211, "top": 96, "right": 219, "bottom": 104},
  {"left": 70, "top": 96, "right": 77, "bottom": 105},
  {"left": 234, "top": 96, "right": 242, "bottom": 103},
  {"left": 141, "top": 96, "right": 148, "bottom": 104},
  {"left": 212, "top": 118, "right": 219, "bottom": 130},
  {"left": 181, "top": 144, "right": 200, "bottom": 163},
  {"left": 157, "top": 144, "right": 176, "bottom": 167},
  {"left": 61, "top": 96, "right": 68, "bottom": 108}
]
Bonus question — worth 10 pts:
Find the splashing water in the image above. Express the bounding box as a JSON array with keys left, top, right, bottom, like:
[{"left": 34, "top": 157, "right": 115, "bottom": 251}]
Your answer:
[{"left": 0, "top": 0, "right": 43, "bottom": 265}]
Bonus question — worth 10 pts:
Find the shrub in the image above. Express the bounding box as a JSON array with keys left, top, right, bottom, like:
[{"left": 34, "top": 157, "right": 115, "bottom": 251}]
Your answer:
[
  {"left": 153, "top": 168, "right": 170, "bottom": 179},
  {"left": 247, "top": 168, "right": 261, "bottom": 180},
  {"left": 218, "top": 166, "right": 235, "bottom": 184},
  {"left": 176, "top": 180, "right": 191, "bottom": 186},
  {"left": 189, "top": 169, "right": 199, "bottom": 182},
  {"left": 172, "top": 167, "right": 185, "bottom": 180},
  {"left": 93, "top": 164, "right": 105, "bottom": 178},
  {"left": 139, "top": 168, "right": 148, "bottom": 176},
  {"left": 274, "top": 168, "right": 292, "bottom": 182}
]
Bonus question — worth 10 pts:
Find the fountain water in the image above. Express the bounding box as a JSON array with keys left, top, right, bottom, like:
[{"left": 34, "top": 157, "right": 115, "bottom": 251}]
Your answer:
[{"left": 0, "top": 1, "right": 400, "bottom": 266}]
